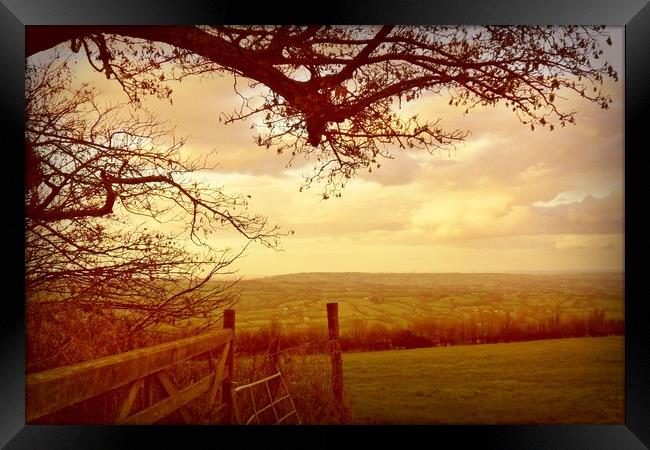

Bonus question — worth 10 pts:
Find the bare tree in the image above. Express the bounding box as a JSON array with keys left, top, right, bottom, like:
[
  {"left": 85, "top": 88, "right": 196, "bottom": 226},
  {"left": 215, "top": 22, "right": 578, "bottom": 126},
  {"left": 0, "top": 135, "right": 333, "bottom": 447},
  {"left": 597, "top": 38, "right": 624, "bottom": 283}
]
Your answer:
[{"left": 25, "top": 59, "right": 283, "bottom": 351}]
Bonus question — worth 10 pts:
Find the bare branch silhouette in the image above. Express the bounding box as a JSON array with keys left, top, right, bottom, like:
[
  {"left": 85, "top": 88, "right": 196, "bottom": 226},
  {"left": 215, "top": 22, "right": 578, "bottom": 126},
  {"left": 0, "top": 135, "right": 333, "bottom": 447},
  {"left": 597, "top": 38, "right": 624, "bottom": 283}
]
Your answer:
[{"left": 26, "top": 60, "right": 284, "bottom": 345}]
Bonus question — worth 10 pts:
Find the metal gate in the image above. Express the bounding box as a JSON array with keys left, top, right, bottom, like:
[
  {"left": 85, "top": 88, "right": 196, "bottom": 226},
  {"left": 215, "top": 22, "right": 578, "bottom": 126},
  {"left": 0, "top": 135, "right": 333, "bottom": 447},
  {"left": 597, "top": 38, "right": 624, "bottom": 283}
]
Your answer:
[{"left": 232, "top": 369, "right": 301, "bottom": 424}]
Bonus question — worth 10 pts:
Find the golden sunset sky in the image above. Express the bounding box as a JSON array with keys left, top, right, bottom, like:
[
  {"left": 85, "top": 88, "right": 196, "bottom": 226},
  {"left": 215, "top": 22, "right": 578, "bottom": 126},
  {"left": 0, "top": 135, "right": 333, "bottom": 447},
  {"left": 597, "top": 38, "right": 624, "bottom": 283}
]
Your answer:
[{"left": 44, "top": 27, "right": 625, "bottom": 277}]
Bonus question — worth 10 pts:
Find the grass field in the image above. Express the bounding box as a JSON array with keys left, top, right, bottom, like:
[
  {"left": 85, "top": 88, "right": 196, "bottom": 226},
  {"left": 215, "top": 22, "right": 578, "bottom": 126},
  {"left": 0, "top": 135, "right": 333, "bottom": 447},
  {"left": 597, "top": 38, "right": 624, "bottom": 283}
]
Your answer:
[
  {"left": 342, "top": 336, "right": 624, "bottom": 424},
  {"left": 233, "top": 272, "right": 624, "bottom": 331}
]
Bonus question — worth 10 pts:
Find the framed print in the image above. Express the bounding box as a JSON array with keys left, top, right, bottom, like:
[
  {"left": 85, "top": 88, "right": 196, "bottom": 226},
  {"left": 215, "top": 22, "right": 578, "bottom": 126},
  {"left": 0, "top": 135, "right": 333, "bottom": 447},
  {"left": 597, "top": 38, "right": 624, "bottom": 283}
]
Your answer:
[{"left": 1, "top": 0, "right": 649, "bottom": 448}]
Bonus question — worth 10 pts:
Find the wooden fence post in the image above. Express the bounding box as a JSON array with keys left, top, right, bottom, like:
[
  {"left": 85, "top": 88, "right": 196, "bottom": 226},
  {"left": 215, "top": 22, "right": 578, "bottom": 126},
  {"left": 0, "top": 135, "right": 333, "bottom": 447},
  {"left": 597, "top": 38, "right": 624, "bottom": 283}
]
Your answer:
[
  {"left": 223, "top": 309, "right": 236, "bottom": 424},
  {"left": 326, "top": 303, "right": 344, "bottom": 406}
]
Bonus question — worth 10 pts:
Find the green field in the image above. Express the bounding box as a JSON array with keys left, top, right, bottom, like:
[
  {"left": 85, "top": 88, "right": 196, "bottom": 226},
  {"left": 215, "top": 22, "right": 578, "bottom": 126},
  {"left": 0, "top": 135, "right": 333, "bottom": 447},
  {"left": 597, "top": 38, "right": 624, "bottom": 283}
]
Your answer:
[
  {"left": 233, "top": 272, "right": 624, "bottom": 330},
  {"left": 342, "top": 336, "right": 624, "bottom": 424}
]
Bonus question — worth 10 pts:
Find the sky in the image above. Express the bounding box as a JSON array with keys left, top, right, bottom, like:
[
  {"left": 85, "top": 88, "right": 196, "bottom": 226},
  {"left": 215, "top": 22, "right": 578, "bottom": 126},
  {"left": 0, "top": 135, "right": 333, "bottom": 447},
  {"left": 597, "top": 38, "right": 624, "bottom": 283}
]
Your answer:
[{"left": 50, "top": 27, "right": 625, "bottom": 277}]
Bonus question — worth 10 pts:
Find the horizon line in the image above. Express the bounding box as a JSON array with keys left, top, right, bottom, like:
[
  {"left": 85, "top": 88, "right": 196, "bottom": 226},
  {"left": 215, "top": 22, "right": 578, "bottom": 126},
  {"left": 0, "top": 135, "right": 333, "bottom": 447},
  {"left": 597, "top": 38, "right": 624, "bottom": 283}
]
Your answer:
[{"left": 236, "top": 269, "right": 624, "bottom": 279}]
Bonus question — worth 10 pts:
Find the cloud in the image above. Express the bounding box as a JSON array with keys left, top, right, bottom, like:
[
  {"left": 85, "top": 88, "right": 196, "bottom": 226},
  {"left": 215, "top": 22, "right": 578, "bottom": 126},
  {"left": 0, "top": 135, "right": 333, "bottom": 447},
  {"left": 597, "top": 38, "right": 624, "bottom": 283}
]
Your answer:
[
  {"left": 530, "top": 191, "right": 624, "bottom": 234},
  {"left": 407, "top": 190, "right": 622, "bottom": 241},
  {"left": 357, "top": 151, "right": 423, "bottom": 186},
  {"left": 554, "top": 234, "right": 622, "bottom": 250},
  {"left": 410, "top": 192, "right": 519, "bottom": 239}
]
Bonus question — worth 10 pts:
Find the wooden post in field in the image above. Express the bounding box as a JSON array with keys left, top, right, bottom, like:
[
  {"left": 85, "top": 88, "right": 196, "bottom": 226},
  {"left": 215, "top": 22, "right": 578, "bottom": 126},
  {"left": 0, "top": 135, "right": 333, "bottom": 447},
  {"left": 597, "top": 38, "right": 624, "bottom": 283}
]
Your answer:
[
  {"left": 327, "top": 302, "right": 344, "bottom": 406},
  {"left": 223, "top": 309, "right": 236, "bottom": 424}
]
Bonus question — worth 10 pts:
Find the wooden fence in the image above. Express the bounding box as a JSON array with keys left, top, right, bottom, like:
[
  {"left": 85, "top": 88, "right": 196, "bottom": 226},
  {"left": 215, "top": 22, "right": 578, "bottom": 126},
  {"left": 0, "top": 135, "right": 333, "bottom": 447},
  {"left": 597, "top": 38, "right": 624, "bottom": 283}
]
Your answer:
[
  {"left": 26, "top": 309, "right": 236, "bottom": 424},
  {"left": 26, "top": 304, "right": 348, "bottom": 424}
]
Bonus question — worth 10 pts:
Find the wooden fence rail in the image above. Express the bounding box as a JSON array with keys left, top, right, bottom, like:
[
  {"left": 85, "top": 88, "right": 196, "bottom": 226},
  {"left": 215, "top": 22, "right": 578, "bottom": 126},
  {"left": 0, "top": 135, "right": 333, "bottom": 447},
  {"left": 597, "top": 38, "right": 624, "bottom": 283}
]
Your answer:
[{"left": 27, "top": 309, "right": 236, "bottom": 424}]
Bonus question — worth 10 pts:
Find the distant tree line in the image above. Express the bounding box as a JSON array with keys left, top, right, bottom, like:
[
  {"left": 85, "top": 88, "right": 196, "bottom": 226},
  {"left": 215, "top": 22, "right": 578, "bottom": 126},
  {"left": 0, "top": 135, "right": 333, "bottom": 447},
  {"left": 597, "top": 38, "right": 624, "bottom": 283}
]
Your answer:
[{"left": 234, "top": 308, "right": 624, "bottom": 356}]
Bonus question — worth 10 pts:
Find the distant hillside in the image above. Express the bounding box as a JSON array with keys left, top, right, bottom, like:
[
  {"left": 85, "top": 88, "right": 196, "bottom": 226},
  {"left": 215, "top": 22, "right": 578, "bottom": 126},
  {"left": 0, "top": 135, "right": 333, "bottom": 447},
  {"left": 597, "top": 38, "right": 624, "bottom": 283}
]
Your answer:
[{"left": 232, "top": 272, "right": 623, "bottom": 330}]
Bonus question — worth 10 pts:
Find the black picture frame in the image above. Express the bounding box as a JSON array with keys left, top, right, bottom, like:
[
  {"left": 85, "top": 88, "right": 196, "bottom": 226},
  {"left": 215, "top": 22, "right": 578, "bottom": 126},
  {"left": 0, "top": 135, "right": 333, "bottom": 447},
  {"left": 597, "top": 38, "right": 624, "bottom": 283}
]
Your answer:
[{"left": 1, "top": 1, "right": 648, "bottom": 448}]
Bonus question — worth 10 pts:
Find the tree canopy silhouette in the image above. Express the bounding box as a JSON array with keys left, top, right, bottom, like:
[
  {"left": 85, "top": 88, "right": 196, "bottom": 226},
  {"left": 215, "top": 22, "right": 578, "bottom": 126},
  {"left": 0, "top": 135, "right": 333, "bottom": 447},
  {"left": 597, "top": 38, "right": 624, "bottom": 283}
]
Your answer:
[{"left": 27, "top": 25, "right": 618, "bottom": 197}]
